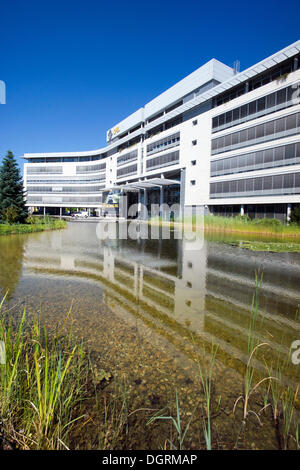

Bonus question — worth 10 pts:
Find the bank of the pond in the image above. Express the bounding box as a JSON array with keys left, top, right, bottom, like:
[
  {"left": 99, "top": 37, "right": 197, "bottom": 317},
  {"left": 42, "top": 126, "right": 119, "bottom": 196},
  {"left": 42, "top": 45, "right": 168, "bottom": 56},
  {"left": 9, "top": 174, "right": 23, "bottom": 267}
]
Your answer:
[
  {"left": 146, "top": 216, "right": 300, "bottom": 252},
  {"left": 1, "top": 294, "right": 299, "bottom": 450},
  {"left": 0, "top": 219, "right": 67, "bottom": 235}
]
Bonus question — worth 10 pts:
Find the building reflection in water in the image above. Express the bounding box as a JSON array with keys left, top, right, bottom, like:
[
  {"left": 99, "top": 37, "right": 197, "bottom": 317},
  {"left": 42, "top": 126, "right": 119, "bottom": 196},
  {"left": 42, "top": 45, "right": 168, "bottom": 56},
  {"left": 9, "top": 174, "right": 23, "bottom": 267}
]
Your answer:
[{"left": 22, "top": 222, "right": 300, "bottom": 386}]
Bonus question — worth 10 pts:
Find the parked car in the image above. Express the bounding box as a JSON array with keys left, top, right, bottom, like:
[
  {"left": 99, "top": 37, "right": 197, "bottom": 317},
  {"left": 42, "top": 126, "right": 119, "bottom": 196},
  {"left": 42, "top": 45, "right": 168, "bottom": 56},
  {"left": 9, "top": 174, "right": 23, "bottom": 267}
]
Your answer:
[{"left": 74, "top": 211, "right": 89, "bottom": 219}]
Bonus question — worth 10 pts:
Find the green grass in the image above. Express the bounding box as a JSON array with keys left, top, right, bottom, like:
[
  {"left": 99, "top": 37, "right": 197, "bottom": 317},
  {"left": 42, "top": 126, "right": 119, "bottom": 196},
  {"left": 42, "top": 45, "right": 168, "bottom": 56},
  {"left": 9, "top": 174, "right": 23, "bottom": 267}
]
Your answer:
[
  {"left": 0, "top": 217, "right": 67, "bottom": 236},
  {"left": 0, "top": 298, "right": 88, "bottom": 449},
  {"left": 234, "top": 241, "right": 300, "bottom": 253},
  {"left": 204, "top": 215, "right": 300, "bottom": 239}
]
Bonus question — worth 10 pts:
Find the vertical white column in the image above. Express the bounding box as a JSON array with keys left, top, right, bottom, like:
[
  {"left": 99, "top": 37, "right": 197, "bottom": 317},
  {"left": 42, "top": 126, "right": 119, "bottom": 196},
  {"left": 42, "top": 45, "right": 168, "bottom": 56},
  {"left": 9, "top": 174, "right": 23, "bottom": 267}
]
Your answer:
[
  {"left": 240, "top": 204, "right": 244, "bottom": 216},
  {"left": 287, "top": 203, "right": 292, "bottom": 222}
]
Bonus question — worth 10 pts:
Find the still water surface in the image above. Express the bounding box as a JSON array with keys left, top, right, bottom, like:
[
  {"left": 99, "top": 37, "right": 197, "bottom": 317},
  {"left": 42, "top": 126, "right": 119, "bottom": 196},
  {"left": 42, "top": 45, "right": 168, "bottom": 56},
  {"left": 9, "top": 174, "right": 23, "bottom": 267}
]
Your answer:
[{"left": 0, "top": 222, "right": 300, "bottom": 447}]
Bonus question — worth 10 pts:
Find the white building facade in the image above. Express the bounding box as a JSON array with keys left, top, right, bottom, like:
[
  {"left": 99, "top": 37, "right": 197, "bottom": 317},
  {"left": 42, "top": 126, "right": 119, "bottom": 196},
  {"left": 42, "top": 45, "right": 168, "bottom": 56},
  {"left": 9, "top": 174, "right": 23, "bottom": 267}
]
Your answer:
[{"left": 23, "top": 40, "right": 300, "bottom": 221}]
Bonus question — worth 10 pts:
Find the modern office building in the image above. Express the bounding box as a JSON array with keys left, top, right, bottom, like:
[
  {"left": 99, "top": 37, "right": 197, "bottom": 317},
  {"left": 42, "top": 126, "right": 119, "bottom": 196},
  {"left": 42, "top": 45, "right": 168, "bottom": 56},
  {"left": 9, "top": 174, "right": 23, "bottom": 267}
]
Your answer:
[{"left": 23, "top": 40, "right": 300, "bottom": 221}]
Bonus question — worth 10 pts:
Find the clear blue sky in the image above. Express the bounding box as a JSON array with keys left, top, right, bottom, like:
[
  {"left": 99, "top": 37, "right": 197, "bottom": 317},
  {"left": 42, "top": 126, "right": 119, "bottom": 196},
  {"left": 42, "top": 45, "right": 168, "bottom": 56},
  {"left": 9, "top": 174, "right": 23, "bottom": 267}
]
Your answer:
[{"left": 1, "top": 0, "right": 300, "bottom": 170}]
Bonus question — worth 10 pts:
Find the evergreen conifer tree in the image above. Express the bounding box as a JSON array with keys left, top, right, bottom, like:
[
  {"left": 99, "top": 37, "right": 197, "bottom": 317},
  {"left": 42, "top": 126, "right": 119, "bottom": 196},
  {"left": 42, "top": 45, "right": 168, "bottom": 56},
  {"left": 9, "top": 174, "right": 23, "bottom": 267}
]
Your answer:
[{"left": 0, "top": 151, "right": 27, "bottom": 223}]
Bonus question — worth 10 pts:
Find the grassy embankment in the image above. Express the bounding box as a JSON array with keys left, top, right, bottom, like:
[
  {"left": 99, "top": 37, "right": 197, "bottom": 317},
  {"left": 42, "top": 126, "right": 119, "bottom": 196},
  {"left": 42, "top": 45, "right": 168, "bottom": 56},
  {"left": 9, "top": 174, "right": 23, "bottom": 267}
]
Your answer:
[
  {"left": 0, "top": 216, "right": 67, "bottom": 236},
  {"left": 0, "top": 278, "right": 300, "bottom": 450},
  {"left": 148, "top": 215, "right": 300, "bottom": 252}
]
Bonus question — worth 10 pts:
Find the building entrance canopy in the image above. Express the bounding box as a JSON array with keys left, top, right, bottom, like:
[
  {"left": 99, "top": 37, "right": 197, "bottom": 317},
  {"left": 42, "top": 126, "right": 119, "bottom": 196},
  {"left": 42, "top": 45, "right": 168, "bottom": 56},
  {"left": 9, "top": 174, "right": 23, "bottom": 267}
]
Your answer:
[{"left": 101, "top": 178, "right": 180, "bottom": 193}]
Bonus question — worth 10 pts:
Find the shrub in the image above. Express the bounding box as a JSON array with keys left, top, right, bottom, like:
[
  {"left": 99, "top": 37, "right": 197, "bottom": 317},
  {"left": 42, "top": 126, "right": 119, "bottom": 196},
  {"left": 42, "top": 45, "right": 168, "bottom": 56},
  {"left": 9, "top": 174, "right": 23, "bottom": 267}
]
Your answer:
[
  {"left": 234, "top": 215, "right": 251, "bottom": 223},
  {"left": 251, "top": 218, "right": 282, "bottom": 227},
  {"left": 2, "top": 206, "right": 20, "bottom": 225},
  {"left": 290, "top": 205, "right": 300, "bottom": 225}
]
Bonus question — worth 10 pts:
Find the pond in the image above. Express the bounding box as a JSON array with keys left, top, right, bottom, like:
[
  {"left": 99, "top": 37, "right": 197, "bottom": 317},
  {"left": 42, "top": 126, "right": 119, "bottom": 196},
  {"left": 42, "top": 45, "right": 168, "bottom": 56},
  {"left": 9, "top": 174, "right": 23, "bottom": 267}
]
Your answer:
[{"left": 0, "top": 221, "right": 300, "bottom": 449}]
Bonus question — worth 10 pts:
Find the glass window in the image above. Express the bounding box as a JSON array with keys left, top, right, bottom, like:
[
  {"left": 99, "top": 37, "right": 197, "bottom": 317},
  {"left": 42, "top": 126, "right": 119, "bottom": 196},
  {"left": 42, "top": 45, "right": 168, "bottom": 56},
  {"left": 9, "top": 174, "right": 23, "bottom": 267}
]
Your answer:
[
  {"left": 233, "top": 108, "right": 240, "bottom": 121},
  {"left": 230, "top": 180, "right": 238, "bottom": 193},
  {"left": 219, "top": 114, "right": 225, "bottom": 126},
  {"left": 238, "top": 154, "right": 246, "bottom": 168},
  {"left": 266, "top": 93, "right": 276, "bottom": 109},
  {"left": 225, "top": 134, "right": 232, "bottom": 148},
  {"left": 283, "top": 174, "right": 294, "bottom": 188},
  {"left": 295, "top": 173, "right": 300, "bottom": 189},
  {"left": 232, "top": 132, "right": 239, "bottom": 146},
  {"left": 254, "top": 178, "right": 263, "bottom": 191},
  {"left": 241, "top": 104, "right": 248, "bottom": 119},
  {"left": 246, "top": 179, "right": 254, "bottom": 192},
  {"left": 238, "top": 179, "right": 245, "bottom": 192},
  {"left": 286, "top": 114, "right": 297, "bottom": 130},
  {"left": 256, "top": 124, "right": 265, "bottom": 139},
  {"left": 223, "top": 181, "right": 229, "bottom": 193},
  {"left": 255, "top": 151, "right": 264, "bottom": 165},
  {"left": 217, "top": 160, "right": 223, "bottom": 171},
  {"left": 265, "top": 120, "right": 275, "bottom": 135},
  {"left": 225, "top": 111, "right": 232, "bottom": 124},
  {"left": 273, "top": 175, "right": 283, "bottom": 189},
  {"left": 263, "top": 176, "right": 272, "bottom": 190},
  {"left": 257, "top": 97, "right": 266, "bottom": 112},
  {"left": 248, "top": 127, "right": 256, "bottom": 141},
  {"left": 275, "top": 117, "right": 285, "bottom": 133},
  {"left": 224, "top": 159, "right": 230, "bottom": 170},
  {"left": 239, "top": 129, "right": 248, "bottom": 143},
  {"left": 276, "top": 88, "right": 286, "bottom": 105},
  {"left": 274, "top": 147, "right": 284, "bottom": 161},
  {"left": 249, "top": 100, "right": 257, "bottom": 115},
  {"left": 285, "top": 144, "right": 295, "bottom": 160}
]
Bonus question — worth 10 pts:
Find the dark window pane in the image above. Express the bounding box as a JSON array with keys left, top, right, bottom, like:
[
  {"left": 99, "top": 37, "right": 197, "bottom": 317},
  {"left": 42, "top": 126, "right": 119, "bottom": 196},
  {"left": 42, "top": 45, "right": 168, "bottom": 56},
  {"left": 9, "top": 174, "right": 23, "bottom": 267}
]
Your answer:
[
  {"left": 240, "top": 129, "right": 248, "bottom": 142},
  {"left": 286, "top": 114, "right": 297, "bottom": 130},
  {"left": 254, "top": 178, "right": 263, "bottom": 191},
  {"left": 257, "top": 97, "right": 266, "bottom": 112},
  {"left": 263, "top": 176, "right": 272, "bottom": 190},
  {"left": 255, "top": 151, "right": 264, "bottom": 165},
  {"left": 283, "top": 174, "right": 294, "bottom": 188},
  {"left": 285, "top": 144, "right": 295, "bottom": 159},
  {"left": 248, "top": 127, "right": 256, "bottom": 141},
  {"left": 212, "top": 117, "right": 218, "bottom": 128},
  {"left": 225, "top": 134, "right": 232, "bottom": 147},
  {"left": 232, "top": 132, "right": 239, "bottom": 145},
  {"left": 265, "top": 120, "right": 275, "bottom": 135},
  {"left": 249, "top": 100, "right": 257, "bottom": 115},
  {"left": 233, "top": 108, "right": 240, "bottom": 121},
  {"left": 219, "top": 114, "right": 225, "bottom": 126},
  {"left": 266, "top": 93, "right": 276, "bottom": 108},
  {"left": 273, "top": 175, "right": 282, "bottom": 189},
  {"left": 276, "top": 88, "right": 286, "bottom": 105},
  {"left": 241, "top": 104, "right": 248, "bottom": 118},
  {"left": 264, "top": 149, "right": 274, "bottom": 163},
  {"left": 238, "top": 179, "right": 245, "bottom": 192},
  {"left": 275, "top": 117, "right": 285, "bottom": 133},
  {"left": 225, "top": 111, "right": 232, "bottom": 123},
  {"left": 274, "top": 147, "right": 284, "bottom": 161},
  {"left": 246, "top": 179, "right": 254, "bottom": 191},
  {"left": 256, "top": 124, "right": 265, "bottom": 139}
]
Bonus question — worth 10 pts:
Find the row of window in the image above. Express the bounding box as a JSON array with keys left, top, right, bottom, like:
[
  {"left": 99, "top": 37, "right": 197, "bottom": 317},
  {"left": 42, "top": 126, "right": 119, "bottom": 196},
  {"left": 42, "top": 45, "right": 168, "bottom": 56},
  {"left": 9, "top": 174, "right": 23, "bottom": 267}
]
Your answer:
[
  {"left": 212, "top": 83, "right": 300, "bottom": 132},
  {"left": 27, "top": 178, "right": 104, "bottom": 184},
  {"left": 212, "top": 55, "right": 299, "bottom": 108},
  {"left": 76, "top": 163, "right": 106, "bottom": 174},
  {"left": 146, "top": 132, "right": 180, "bottom": 155},
  {"left": 26, "top": 155, "right": 105, "bottom": 163},
  {"left": 211, "top": 142, "right": 300, "bottom": 177},
  {"left": 116, "top": 163, "right": 137, "bottom": 178},
  {"left": 210, "top": 172, "right": 300, "bottom": 198},
  {"left": 211, "top": 112, "right": 300, "bottom": 154},
  {"left": 146, "top": 150, "right": 180, "bottom": 171},
  {"left": 117, "top": 149, "right": 138, "bottom": 166},
  {"left": 146, "top": 115, "right": 183, "bottom": 139},
  {"left": 27, "top": 186, "right": 103, "bottom": 193},
  {"left": 27, "top": 166, "right": 63, "bottom": 174},
  {"left": 27, "top": 196, "right": 102, "bottom": 204}
]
